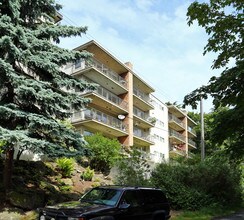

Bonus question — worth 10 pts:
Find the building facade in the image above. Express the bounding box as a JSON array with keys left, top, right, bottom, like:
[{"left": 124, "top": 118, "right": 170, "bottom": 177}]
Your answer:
[
  {"left": 64, "top": 40, "right": 196, "bottom": 163},
  {"left": 168, "top": 105, "right": 197, "bottom": 158}
]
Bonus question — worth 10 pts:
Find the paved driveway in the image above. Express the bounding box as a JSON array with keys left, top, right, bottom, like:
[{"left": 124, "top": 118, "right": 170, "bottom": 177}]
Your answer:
[{"left": 212, "top": 210, "right": 244, "bottom": 220}]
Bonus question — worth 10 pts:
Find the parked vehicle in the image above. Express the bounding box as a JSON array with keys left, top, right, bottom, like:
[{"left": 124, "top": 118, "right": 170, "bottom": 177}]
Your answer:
[{"left": 38, "top": 185, "right": 171, "bottom": 220}]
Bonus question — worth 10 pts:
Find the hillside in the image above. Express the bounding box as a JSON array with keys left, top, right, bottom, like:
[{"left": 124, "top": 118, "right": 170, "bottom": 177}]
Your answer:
[{"left": 0, "top": 159, "right": 113, "bottom": 219}]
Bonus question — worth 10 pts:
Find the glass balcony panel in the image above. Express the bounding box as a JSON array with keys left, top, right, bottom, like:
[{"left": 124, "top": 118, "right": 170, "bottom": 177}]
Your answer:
[
  {"left": 188, "top": 126, "right": 196, "bottom": 135},
  {"left": 78, "top": 77, "right": 128, "bottom": 111},
  {"left": 169, "top": 129, "right": 185, "bottom": 142},
  {"left": 168, "top": 114, "right": 185, "bottom": 127},
  {"left": 133, "top": 107, "right": 150, "bottom": 122},
  {"left": 72, "top": 58, "right": 128, "bottom": 88},
  {"left": 133, "top": 127, "right": 154, "bottom": 142},
  {"left": 133, "top": 87, "right": 152, "bottom": 104},
  {"left": 72, "top": 108, "right": 127, "bottom": 132},
  {"left": 188, "top": 138, "right": 196, "bottom": 147}
]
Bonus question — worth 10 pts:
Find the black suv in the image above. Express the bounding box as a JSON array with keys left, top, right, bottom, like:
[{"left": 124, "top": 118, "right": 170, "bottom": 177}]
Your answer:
[{"left": 38, "top": 186, "right": 171, "bottom": 220}]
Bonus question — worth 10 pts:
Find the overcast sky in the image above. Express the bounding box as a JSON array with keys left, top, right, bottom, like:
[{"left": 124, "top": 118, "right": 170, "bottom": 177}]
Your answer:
[{"left": 57, "top": 0, "right": 220, "bottom": 112}]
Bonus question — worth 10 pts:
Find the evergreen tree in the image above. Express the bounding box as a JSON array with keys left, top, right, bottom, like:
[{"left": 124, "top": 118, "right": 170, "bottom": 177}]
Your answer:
[{"left": 0, "top": 0, "right": 95, "bottom": 193}]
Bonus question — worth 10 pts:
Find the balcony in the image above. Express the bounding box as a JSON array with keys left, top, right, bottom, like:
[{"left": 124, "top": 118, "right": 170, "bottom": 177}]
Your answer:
[
  {"left": 188, "top": 138, "right": 197, "bottom": 149},
  {"left": 188, "top": 126, "right": 197, "bottom": 137},
  {"left": 133, "top": 107, "right": 154, "bottom": 129},
  {"left": 81, "top": 86, "right": 128, "bottom": 115},
  {"left": 68, "top": 58, "right": 128, "bottom": 95},
  {"left": 133, "top": 87, "right": 154, "bottom": 111},
  {"left": 168, "top": 114, "right": 185, "bottom": 131},
  {"left": 71, "top": 108, "right": 128, "bottom": 137},
  {"left": 138, "top": 150, "right": 165, "bottom": 164},
  {"left": 169, "top": 145, "right": 186, "bottom": 157},
  {"left": 133, "top": 127, "right": 154, "bottom": 147},
  {"left": 169, "top": 129, "right": 186, "bottom": 144}
]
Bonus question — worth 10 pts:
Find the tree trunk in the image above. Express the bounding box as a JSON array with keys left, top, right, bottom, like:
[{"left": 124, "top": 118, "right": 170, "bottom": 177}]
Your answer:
[
  {"left": 3, "top": 147, "right": 14, "bottom": 195},
  {"left": 16, "top": 149, "right": 23, "bottom": 161}
]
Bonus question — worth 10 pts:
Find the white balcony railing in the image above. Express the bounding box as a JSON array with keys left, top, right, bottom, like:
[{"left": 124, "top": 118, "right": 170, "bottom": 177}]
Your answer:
[
  {"left": 72, "top": 108, "right": 128, "bottom": 132},
  {"left": 133, "top": 127, "right": 154, "bottom": 143},
  {"left": 168, "top": 114, "right": 185, "bottom": 127},
  {"left": 133, "top": 87, "right": 152, "bottom": 105},
  {"left": 169, "top": 129, "right": 185, "bottom": 142},
  {"left": 74, "top": 58, "right": 128, "bottom": 89}
]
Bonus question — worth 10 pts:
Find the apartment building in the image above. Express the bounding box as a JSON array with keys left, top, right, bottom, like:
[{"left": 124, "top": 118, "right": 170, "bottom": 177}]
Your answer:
[
  {"left": 64, "top": 40, "right": 196, "bottom": 163},
  {"left": 168, "top": 105, "right": 197, "bottom": 158},
  {"left": 64, "top": 40, "right": 162, "bottom": 156}
]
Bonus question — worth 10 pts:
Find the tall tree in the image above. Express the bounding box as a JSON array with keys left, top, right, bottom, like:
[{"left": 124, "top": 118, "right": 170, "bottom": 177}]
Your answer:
[
  {"left": 0, "top": 0, "right": 95, "bottom": 194},
  {"left": 184, "top": 0, "right": 244, "bottom": 161}
]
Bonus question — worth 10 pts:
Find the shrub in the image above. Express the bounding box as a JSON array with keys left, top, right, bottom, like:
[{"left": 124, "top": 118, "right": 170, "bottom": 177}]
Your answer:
[
  {"left": 59, "top": 185, "right": 72, "bottom": 192},
  {"left": 150, "top": 158, "right": 242, "bottom": 210},
  {"left": 85, "top": 133, "right": 121, "bottom": 173},
  {"left": 56, "top": 157, "right": 75, "bottom": 178},
  {"left": 81, "top": 166, "right": 94, "bottom": 181},
  {"left": 115, "top": 148, "right": 151, "bottom": 186}
]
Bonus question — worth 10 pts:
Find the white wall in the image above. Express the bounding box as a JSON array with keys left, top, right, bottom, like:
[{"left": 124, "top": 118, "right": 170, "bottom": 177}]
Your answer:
[{"left": 149, "top": 95, "right": 169, "bottom": 162}]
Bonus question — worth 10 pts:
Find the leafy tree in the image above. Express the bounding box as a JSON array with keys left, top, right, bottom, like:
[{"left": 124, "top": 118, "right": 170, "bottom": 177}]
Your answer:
[
  {"left": 84, "top": 133, "right": 121, "bottom": 173},
  {"left": 115, "top": 148, "right": 151, "bottom": 186},
  {"left": 0, "top": 0, "right": 96, "bottom": 194},
  {"left": 184, "top": 0, "right": 244, "bottom": 161}
]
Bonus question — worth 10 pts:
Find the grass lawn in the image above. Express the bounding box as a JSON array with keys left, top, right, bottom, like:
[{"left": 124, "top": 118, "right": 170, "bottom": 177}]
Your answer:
[{"left": 170, "top": 207, "right": 240, "bottom": 220}]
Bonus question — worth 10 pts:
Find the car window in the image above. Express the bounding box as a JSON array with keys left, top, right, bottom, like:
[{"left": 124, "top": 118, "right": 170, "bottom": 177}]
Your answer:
[
  {"left": 81, "top": 188, "right": 122, "bottom": 206},
  {"left": 120, "top": 190, "right": 142, "bottom": 207},
  {"left": 141, "top": 189, "right": 167, "bottom": 204}
]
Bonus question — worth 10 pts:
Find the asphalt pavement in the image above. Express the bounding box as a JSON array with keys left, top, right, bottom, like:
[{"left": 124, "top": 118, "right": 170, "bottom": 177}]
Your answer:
[{"left": 212, "top": 210, "right": 244, "bottom": 220}]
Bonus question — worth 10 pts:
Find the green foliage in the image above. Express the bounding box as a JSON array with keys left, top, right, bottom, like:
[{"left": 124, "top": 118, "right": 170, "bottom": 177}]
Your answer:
[
  {"left": 84, "top": 133, "right": 121, "bottom": 173},
  {"left": 184, "top": 0, "right": 244, "bottom": 161},
  {"left": 81, "top": 166, "right": 94, "bottom": 181},
  {"left": 0, "top": 140, "right": 6, "bottom": 154},
  {"left": 59, "top": 184, "right": 72, "bottom": 192},
  {"left": 56, "top": 157, "right": 75, "bottom": 178},
  {"left": 115, "top": 148, "right": 151, "bottom": 186},
  {"left": 151, "top": 158, "right": 242, "bottom": 210},
  {"left": 171, "top": 206, "right": 238, "bottom": 220},
  {"left": 0, "top": 0, "right": 96, "bottom": 159}
]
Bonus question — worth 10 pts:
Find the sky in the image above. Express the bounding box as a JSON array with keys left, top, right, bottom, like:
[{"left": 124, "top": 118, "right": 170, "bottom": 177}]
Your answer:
[{"left": 57, "top": 0, "right": 220, "bottom": 113}]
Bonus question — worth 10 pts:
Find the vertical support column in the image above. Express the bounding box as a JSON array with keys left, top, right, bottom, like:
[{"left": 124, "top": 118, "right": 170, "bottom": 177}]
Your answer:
[
  {"left": 127, "top": 71, "right": 134, "bottom": 146},
  {"left": 118, "top": 70, "right": 133, "bottom": 147}
]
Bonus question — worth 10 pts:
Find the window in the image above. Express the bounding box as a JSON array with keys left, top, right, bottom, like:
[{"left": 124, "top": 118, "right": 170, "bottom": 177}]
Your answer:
[
  {"left": 121, "top": 190, "right": 142, "bottom": 207},
  {"left": 141, "top": 190, "right": 167, "bottom": 204}
]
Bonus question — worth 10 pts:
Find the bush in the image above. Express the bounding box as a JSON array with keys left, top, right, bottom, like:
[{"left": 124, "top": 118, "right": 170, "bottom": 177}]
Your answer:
[
  {"left": 150, "top": 158, "right": 242, "bottom": 210},
  {"left": 56, "top": 157, "right": 75, "bottom": 178},
  {"left": 81, "top": 166, "right": 94, "bottom": 181},
  {"left": 85, "top": 133, "right": 121, "bottom": 173},
  {"left": 115, "top": 148, "right": 151, "bottom": 186}
]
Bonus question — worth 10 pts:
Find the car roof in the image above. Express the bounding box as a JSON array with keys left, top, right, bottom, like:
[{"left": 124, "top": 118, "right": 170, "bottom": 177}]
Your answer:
[{"left": 95, "top": 185, "right": 161, "bottom": 191}]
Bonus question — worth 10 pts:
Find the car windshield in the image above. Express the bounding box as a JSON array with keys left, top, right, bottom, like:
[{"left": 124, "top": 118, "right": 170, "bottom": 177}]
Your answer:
[{"left": 80, "top": 188, "right": 122, "bottom": 206}]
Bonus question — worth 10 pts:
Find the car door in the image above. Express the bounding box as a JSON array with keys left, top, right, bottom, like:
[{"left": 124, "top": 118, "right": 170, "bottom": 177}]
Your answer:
[{"left": 115, "top": 190, "right": 146, "bottom": 220}]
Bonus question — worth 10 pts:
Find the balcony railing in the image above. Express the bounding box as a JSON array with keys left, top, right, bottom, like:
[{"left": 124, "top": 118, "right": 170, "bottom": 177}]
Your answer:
[
  {"left": 188, "top": 126, "right": 196, "bottom": 135},
  {"left": 96, "top": 87, "right": 128, "bottom": 110},
  {"left": 75, "top": 76, "right": 128, "bottom": 111},
  {"left": 169, "top": 144, "right": 186, "bottom": 153},
  {"left": 168, "top": 114, "right": 185, "bottom": 127},
  {"left": 169, "top": 129, "right": 185, "bottom": 142},
  {"left": 138, "top": 150, "right": 165, "bottom": 163},
  {"left": 133, "top": 128, "right": 154, "bottom": 142},
  {"left": 72, "top": 108, "right": 128, "bottom": 132},
  {"left": 133, "top": 87, "right": 152, "bottom": 104},
  {"left": 75, "top": 58, "right": 128, "bottom": 89},
  {"left": 188, "top": 138, "right": 196, "bottom": 147},
  {"left": 133, "top": 106, "right": 150, "bottom": 121}
]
